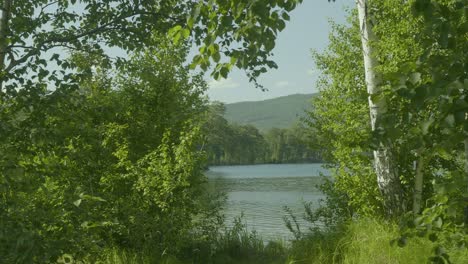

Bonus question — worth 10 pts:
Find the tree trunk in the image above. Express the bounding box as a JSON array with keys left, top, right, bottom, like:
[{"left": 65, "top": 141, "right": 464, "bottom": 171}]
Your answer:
[
  {"left": 0, "top": 0, "right": 12, "bottom": 93},
  {"left": 356, "top": 0, "right": 404, "bottom": 217},
  {"left": 412, "top": 155, "right": 424, "bottom": 214}
]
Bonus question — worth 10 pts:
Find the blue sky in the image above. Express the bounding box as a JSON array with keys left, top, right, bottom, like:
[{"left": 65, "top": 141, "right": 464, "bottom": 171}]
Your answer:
[{"left": 206, "top": 0, "right": 353, "bottom": 103}]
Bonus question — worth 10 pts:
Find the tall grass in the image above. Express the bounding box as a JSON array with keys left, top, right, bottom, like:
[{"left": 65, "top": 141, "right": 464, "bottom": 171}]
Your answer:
[
  {"left": 94, "top": 217, "right": 288, "bottom": 264},
  {"left": 338, "top": 219, "right": 431, "bottom": 264},
  {"left": 209, "top": 217, "right": 287, "bottom": 264},
  {"left": 288, "top": 218, "right": 468, "bottom": 264},
  {"left": 94, "top": 218, "right": 467, "bottom": 264}
]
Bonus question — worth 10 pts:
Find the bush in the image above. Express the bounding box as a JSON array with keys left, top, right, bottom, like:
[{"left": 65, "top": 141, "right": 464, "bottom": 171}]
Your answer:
[{"left": 0, "top": 43, "right": 209, "bottom": 263}]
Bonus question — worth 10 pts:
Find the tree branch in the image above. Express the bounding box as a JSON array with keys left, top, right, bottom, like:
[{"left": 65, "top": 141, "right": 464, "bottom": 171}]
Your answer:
[{"left": 5, "top": 11, "right": 143, "bottom": 72}]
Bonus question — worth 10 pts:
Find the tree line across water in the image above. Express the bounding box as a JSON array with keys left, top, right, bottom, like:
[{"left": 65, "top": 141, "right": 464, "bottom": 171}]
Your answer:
[{"left": 203, "top": 103, "right": 322, "bottom": 166}]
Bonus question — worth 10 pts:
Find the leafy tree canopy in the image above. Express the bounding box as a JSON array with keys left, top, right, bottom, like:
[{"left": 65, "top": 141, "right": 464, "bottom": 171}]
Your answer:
[
  {"left": 180, "top": 0, "right": 303, "bottom": 88},
  {"left": 1, "top": 0, "right": 193, "bottom": 93},
  {"left": 0, "top": 0, "right": 304, "bottom": 95}
]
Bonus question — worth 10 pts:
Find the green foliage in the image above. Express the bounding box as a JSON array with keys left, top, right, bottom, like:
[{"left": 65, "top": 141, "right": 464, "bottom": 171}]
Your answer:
[
  {"left": 95, "top": 215, "right": 288, "bottom": 264},
  {"left": 398, "top": 171, "right": 467, "bottom": 263},
  {"left": 203, "top": 103, "right": 321, "bottom": 165},
  {"left": 0, "top": 1, "right": 317, "bottom": 262},
  {"left": 210, "top": 217, "right": 287, "bottom": 264},
  {"left": 0, "top": 0, "right": 197, "bottom": 95},
  {"left": 306, "top": 0, "right": 467, "bottom": 262},
  {"left": 2, "top": 0, "right": 304, "bottom": 98},
  {"left": 305, "top": 14, "right": 384, "bottom": 217},
  {"left": 299, "top": 177, "right": 354, "bottom": 231},
  {"left": 180, "top": 0, "right": 304, "bottom": 88},
  {"left": 264, "top": 125, "right": 320, "bottom": 164},
  {"left": 371, "top": 0, "right": 467, "bottom": 261},
  {"left": 285, "top": 218, "right": 467, "bottom": 264},
  {"left": 337, "top": 219, "right": 434, "bottom": 264},
  {"left": 78, "top": 218, "right": 468, "bottom": 264},
  {"left": 0, "top": 41, "right": 209, "bottom": 262},
  {"left": 1, "top": 0, "right": 466, "bottom": 263}
]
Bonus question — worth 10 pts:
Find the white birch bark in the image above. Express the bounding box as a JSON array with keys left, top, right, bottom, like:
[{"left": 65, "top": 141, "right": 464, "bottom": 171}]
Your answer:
[
  {"left": 0, "top": 0, "right": 12, "bottom": 92},
  {"left": 356, "top": 0, "right": 404, "bottom": 216}
]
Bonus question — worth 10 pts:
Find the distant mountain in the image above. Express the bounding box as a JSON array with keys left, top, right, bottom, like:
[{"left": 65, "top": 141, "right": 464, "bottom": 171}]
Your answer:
[{"left": 224, "top": 93, "right": 316, "bottom": 131}]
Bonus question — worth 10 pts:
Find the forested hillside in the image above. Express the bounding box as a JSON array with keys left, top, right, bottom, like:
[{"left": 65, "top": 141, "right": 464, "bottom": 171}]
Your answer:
[
  {"left": 202, "top": 94, "right": 322, "bottom": 166},
  {"left": 203, "top": 102, "right": 322, "bottom": 165},
  {"left": 224, "top": 93, "right": 316, "bottom": 131}
]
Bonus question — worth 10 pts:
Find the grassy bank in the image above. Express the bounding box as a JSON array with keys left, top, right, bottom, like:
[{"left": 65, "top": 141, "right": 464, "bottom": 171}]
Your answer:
[
  {"left": 91, "top": 219, "right": 467, "bottom": 264},
  {"left": 288, "top": 218, "right": 466, "bottom": 264}
]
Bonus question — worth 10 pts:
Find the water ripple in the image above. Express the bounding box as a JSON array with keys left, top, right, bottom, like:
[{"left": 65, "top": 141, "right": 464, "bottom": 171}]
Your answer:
[{"left": 206, "top": 164, "right": 328, "bottom": 241}]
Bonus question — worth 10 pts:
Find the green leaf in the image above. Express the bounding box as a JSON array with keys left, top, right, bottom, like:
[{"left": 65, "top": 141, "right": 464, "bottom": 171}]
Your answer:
[
  {"left": 208, "top": 44, "right": 217, "bottom": 55},
  {"left": 190, "top": 55, "right": 202, "bottom": 69},
  {"left": 421, "top": 117, "right": 434, "bottom": 135},
  {"left": 187, "top": 16, "right": 195, "bottom": 29},
  {"left": 182, "top": 28, "right": 190, "bottom": 39},
  {"left": 188, "top": 5, "right": 201, "bottom": 29},
  {"left": 221, "top": 15, "right": 233, "bottom": 28},
  {"left": 79, "top": 193, "right": 106, "bottom": 202},
  {"left": 213, "top": 71, "right": 220, "bottom": 80},
  {"left": 170, "top": 25, "right": 182, "bottom": 34},
  {"left": 73, "top": 199, "right": 82, "bottom": 207},
  {"left": 433, "top": 217, "right": 442, "bottom": 229},
  {"left": 220, "top": 66, "right": 229, "bottom": 79},
  {"left": 212, "top": 51, "right": 221, "bottom": 63},
  {"left": 277, "top": 20, "right": 286, "bottom": 31},
  {"left": 173, "top": 31, "right": 182, "bottom": 44},
  {"left": 370, "top": 93, "right": 384, "bottom": 104},
  {"left": 435, "top": 194, "right": 448, "bottom": 204},
  {"left": 409, "top": 72, "right": 421, "bottom": 85},
  {"left": 230, "top": 56, "right": 237, "bottom": 65},
  {"left": 169, "top": 25, "right": 183, "bottom": 44},
  {"left": 444, "top": 114, "right": 455, "bottom": 127},
  {"left": 50, "top": 53, "right": 60, "bottom": 61}
]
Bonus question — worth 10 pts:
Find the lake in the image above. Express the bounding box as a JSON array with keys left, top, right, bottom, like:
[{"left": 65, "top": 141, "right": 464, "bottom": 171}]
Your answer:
[{"left": 205, "top": 163, "right": 328, "bottom": 241}]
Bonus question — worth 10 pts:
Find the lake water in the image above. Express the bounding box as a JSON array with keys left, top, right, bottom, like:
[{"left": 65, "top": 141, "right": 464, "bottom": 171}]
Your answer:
[{"left": 205, "top": 163, "right": 328, "bottom": 241}]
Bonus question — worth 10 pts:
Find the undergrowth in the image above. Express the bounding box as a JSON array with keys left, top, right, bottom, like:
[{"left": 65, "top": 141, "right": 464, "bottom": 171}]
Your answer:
[{"left": 92, "top": 218, "right": 467, "bottom": 264}]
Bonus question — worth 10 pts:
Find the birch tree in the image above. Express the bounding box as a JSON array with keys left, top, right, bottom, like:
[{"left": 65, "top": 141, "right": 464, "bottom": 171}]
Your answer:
[{"left": 356, "top": 0, "right": 404, "bottom": 216}]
